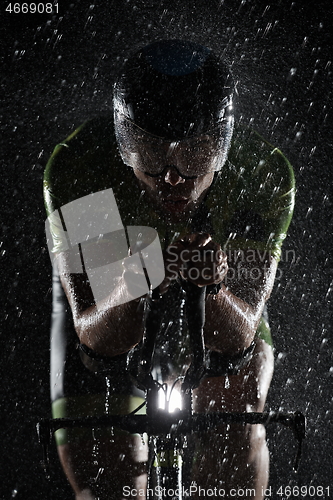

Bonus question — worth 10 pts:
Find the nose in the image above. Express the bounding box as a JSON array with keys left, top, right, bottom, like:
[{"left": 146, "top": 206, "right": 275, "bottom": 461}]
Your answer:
[{"left": 164, "top": 166, "right": 186, "bottom": 186}]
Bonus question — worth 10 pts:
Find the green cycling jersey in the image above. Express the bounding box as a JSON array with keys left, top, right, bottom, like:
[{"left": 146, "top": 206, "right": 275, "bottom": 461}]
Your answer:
[{"left": 44, "top": 115, "right": 295, "bottom": 347}]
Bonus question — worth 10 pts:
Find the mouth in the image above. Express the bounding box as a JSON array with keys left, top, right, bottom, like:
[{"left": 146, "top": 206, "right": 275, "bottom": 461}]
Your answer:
[{"left": 161, "top": 197, "right": 190, "bottom": 213}]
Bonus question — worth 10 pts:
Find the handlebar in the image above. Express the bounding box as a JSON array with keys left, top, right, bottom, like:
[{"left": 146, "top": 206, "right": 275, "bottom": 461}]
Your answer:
[{"left": 37, "top": 410, "right": 306, "bottom": 472}]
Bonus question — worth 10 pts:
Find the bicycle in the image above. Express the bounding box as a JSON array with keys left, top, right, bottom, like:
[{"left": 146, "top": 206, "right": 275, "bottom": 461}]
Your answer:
[{"left": 37, "top": 281, "right": 306, "bottom": 499}]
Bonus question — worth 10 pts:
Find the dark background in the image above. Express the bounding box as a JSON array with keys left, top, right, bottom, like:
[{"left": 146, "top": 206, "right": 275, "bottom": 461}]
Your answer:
[{"left": 1, "top": 0, "right": 332, "bottom": 498}]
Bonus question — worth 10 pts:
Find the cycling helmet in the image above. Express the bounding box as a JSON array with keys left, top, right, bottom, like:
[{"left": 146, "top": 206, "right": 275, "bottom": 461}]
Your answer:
[{"left": 113, "top": 39, "right": 234, "bottom": 175}]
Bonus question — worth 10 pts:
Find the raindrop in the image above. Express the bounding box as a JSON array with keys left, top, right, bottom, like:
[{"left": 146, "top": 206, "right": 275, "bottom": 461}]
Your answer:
[
  {"left": 105, "top": 377, "right": 111, "bottom": 414},
  {"left": 225, "top": 375, "right": 230, "bottom": 389},
  {"left": 305, "top": 206, "right": 313, "bottom": 218},
  {"left": 263, "top": 22, "right": 272, "bottom": 37},
  {"left": 94, "top": 467, "right": 104, "bottom": 482},
  {"left": 277, "top": 352, "right": 287, "bottom": 363},
  {"left": 309, "top": 146, "right": 317, "bottom": 157},
  {"left": 208, "top": 400, "right": 216, "bottom": 410},
  {"left": 325, "top": 282, "right": 332, "bottom": 299},
  {"left": 302, "top": 37, "right": 308, "bottom": 48}
]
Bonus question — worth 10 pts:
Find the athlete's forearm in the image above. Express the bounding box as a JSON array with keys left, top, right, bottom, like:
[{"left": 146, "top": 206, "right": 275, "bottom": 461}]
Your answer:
[
  {"left": 204, "top": 285, "right": 262, "bottom": 354},
  {"left": 75, "top": 297, "right": 145, "bottom": 358},
  {"left": 59, "top": 270, "right": 145, "bottom": 357},
  {"left": 204, "top": 253, "right": 278, "bottom": 355}
]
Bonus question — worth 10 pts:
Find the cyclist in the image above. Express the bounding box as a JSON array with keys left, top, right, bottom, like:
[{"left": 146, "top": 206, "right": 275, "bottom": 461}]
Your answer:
[{"left": 44, "top": 40, "right": 295, "bottom": 499}]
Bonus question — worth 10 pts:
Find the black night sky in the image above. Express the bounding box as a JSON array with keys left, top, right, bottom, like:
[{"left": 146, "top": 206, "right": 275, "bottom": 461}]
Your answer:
[{"left": 1, "top": 1, "right": 332, "bottom": 498}]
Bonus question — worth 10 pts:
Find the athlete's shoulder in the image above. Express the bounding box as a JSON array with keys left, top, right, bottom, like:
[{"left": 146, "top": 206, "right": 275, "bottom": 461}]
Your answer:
[
  {"left": 206, "top": 124, "right": 295, "bottom": 258},
  {"left": 43, "top": 115, "right": 123, "bottom": 215},
  {"left": 209, "top": 124, "right": 295, "bottom": 206},
  {"left": 47, "top": 115, "right": 115, "bottom": 163},
  {"left": 228, "top": 124, "right": 295, "bottom": 191}
]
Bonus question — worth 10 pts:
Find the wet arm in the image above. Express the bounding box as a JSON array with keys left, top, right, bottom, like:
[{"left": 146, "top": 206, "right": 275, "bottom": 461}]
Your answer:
[
  {"left": 56, "top": 252, "right": 145, "bottom": 358},
  {"left": 204, "top": 251, "right": 277, "bottom": 354}
]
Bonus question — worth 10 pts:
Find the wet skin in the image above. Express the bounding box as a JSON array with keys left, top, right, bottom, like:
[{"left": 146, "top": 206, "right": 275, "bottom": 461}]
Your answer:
[{"left": 133, "top": 165, "right": 215, "bottom": 222}]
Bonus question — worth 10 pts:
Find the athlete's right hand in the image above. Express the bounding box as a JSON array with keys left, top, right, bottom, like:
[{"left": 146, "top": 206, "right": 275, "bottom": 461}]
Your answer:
[{"left": 159, "top": 232, "right": 228, "bottom": 294}]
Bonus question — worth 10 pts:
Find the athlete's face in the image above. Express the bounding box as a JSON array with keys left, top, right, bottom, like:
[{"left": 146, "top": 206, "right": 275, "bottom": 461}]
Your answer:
[
  {"left": 132, "top": 161, "right": 215, "bottom": 222},
  {"left": 116, "top": 117, "right": 220, "bottom": 221}
]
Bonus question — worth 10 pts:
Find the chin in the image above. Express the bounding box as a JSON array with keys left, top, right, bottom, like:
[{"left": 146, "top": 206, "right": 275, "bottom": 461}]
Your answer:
[{"left": 160, "top": 202, "right": 196, "bottom": 223}]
